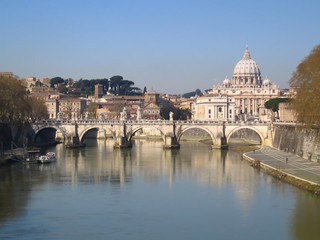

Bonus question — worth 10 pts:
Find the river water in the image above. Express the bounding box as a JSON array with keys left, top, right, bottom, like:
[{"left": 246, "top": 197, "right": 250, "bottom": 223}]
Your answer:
[{"left": 0, "top": 139, "right": 320, "bottom": 240}]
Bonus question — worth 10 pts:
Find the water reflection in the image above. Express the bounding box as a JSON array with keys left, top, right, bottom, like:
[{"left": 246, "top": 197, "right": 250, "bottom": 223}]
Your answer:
[{"left": 1, "top": 139, "right": 320, "bottom": 240}]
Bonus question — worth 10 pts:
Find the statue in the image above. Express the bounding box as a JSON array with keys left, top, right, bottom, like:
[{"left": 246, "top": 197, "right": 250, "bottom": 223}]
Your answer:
[
  {"left": 137, "top": 106, "right": 142, "bottom": 120},
  {"left": 57, "top": 111, "right": 64, "bottom": 120},
  {"left": 122, "top": 107, "right": 128, "bottom": 120},
  {"left": 169, "top": 111, "right": 174, "bottom": 121},
  {"left": 99, "top": 113, "right": 105, "bottom": 120}
]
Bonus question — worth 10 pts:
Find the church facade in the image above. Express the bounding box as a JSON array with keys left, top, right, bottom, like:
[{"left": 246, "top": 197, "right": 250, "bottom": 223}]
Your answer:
[{"left": 193, "top": 47, "right": 281, "bottom": 121}]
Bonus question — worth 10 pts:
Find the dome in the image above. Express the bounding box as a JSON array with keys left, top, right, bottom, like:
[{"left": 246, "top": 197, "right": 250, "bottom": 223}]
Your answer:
[
  {"left": 232, "top": 47, "right": 262, "bottom": 86},
  {"left": 263, "top": 77, "right": 270, "bottom": 85},
  {"left": 223, "top": 76, "right": 230, "bottom": 85},
  {"left": 233, "top": 48, "right": 261, "bottom": 76}
]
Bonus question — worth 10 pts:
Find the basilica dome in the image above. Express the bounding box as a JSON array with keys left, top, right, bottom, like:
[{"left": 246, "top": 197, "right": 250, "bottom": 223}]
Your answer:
[
  {"left": 233, "top": 48, "right": 260, "bottom": 76},
  {"left": 232, "top": 47, "right": 262, "bottom": 86}
]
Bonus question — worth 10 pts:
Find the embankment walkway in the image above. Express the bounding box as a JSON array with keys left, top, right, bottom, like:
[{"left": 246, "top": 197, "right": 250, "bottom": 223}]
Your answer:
[{"left": 244, "top": 147, "right": 320, "bottom": 186}]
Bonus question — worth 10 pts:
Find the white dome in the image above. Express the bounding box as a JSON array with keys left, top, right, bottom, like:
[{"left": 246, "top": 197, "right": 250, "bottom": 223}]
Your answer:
[
  {"left": 223, "top": 76, "right": 230, "bottom": 85},
  {"left": 233, "top": 48, "right": 261, "bottom": 76},
  {"left": 263, "top": 78, "right": 270, "bottom": 85}
]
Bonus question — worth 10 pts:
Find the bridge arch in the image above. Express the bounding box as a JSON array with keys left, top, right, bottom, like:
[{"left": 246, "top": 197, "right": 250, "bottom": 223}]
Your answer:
[
  {"left": 33, "top": 126, "right": 67, "bottom": 142},
  {"left": 128, "top": 126, "right": 166, "bottom": 142},
  {"left": 226, "top": 126, "right": 264, "bottom": 145},
  {"left": 79, "top": 126, "right": 115, "bottom": 141},
  {"left": 177, "top": 126, "right": 216, "bottom": 145}
]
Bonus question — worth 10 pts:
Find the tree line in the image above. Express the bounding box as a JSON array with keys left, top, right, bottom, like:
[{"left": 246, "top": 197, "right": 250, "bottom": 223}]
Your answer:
[{"left": 50, "top": 75, "right": 144, "bottom": 97}]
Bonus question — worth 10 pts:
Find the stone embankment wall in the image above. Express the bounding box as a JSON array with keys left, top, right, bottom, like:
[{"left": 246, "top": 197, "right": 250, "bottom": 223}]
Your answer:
[
  {"left": 273, "top": 125, "right": 320, "bottom": 162},
  {"left": 229, "top": 128, "right": 261, "bottom": 143}
]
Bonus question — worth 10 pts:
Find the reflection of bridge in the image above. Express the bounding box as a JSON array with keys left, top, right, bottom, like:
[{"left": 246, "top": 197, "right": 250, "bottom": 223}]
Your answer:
[{"left": 31, "top": 120, "right": 273, "bottom": 149}]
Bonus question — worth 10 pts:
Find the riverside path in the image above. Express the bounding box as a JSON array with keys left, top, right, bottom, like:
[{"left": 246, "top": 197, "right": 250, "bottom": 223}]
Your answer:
[{"left": 244, "top": 147, "right": 320, "bottom": 185}]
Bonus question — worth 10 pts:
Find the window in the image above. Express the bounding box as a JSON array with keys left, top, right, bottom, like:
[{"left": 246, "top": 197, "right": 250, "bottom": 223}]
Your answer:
[
  {"left": 218, "top": 107, "right": 222, "bottom": 112},
  {"left": 208, "top": 109, "right": 211, "bottom": 114}
]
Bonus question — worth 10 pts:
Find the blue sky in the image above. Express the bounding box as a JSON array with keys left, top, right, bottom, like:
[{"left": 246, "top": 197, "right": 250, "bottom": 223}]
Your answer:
[{"left": 1, "top": 0, "right": 320, "bottom": 94}]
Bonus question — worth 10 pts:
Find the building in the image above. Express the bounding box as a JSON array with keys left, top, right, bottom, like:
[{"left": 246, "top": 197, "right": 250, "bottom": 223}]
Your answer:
[
  {"left": 193, "top": 94, "right": 235, "bottom": 121},
  {"left": 58, "top": 98, "right": 87, "bottom": 120},
  {"left": 0, "top": 72, "right": 14, "bottom": 78},
  {"left": 94, "top": 84, "right": 104, "bottom": 98},
  {"left": 143, "top": 91, "right": 161, "bottom": 119},
  {"left": 204, "top": 47, "right": 281, "bottom": 121},
  {"left": 45, "top": 99, "right": 59, "bottom": 119},
  {"left": 278, "top": 102, "right": 296, "bottom": 122}
]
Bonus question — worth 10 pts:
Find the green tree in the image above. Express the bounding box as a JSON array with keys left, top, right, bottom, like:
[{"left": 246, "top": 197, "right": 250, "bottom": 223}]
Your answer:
[
  {"left": 182, "top": 89, "right": 203, "bottom": 98},
  {"left": 58, "top": 84, "right": 68, "bottom": 94},
  {"left": 160, "top": 106, "right": 191, "bottom": 120},
  {"left": 50, "top": 77, "right": 64, "bottom": 88},
  {"left": 289, "top": 45, "right": 320, "bottom": 125},
  {"left": 264, "top": 98, "right": 289, "bottom": 113},
  {"left": 109, "top": 75, "right": 123, "bottom": 93}
]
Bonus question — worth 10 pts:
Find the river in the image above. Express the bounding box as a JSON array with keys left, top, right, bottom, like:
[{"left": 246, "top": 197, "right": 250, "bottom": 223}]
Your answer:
[{"left": 0, "top": 139, "right": 320, "bottom": 240}]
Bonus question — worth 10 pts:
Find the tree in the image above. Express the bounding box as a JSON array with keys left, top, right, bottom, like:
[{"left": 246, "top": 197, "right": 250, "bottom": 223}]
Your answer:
[
  {"left": 0, "top": 76, "right": 48, "bottom": 123},
  {"left": 26, "top": 95, "right": 49, "bottom": 121},
  {"left": 0, "top": 76, "right": 29, "bottom": 123},
  {"left": 50, "top": 77, "right": 64, "bottom": 88},
  {"left": 87, "top": 102, "right": 99, "bottom": 119},
  {"left": 119, "top": 80, "right": 134, "bottom": 95},
  {"left": 182, "top": 89, "right": 203, "bottom": 98},
  {"left": 289, "top": 45, "right": 320, "bottom": 125},
  {"left": 109, "top": 75, "right": 123, "bottom": 93},
  {"left": 160, "top": 106, "right": 191, "bottom": 120},
  {"left": 264, "top": 98, "right": 289, "bottom": 113}
]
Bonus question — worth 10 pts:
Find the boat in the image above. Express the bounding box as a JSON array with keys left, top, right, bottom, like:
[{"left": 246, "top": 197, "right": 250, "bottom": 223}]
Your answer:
[
  {"left": 24, "top": 149, "right": 41, "bottom": 164},
  {"left": 6, "top": 149, "right": 41, "bottom": 164},
  {"left": 37, "top": 152, "right": 56, "bottom": 164}
]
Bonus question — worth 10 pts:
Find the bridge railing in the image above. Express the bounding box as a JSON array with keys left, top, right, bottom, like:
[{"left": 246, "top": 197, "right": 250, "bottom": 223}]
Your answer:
[{"left": 33, "top": 119, "right": 272, "bottom": 126}]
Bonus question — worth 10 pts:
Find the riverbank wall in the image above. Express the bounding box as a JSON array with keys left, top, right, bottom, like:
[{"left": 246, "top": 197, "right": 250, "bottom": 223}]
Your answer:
[
  {"left": 243, "top": 152, "right": 320, "bottom": 195},
  {"left": 273, "top": 124, "right": 320, "bottom": 162}
]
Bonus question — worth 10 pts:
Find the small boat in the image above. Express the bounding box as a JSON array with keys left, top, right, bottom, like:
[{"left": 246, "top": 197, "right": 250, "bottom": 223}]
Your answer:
[{"left": 37, "top": 152, "right": 56, "bottom": 164}]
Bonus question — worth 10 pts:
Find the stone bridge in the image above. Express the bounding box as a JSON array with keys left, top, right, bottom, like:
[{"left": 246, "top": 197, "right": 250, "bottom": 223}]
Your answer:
[{"left": 31, "top": 119, "right": 273, "bottom": 149}]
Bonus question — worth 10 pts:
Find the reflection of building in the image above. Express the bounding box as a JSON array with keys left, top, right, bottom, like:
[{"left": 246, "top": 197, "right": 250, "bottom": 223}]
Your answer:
[{"left": 195, "top": 47, "right": 281, "bottom": 121}]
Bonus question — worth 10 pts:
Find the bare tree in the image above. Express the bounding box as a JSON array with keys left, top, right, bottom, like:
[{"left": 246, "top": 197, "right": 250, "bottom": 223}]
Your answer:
[{"left": 290, "top": 45, "right": 320, "bottom": 126}]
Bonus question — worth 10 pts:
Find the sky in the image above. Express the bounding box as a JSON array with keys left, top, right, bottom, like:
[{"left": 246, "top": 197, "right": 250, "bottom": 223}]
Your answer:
[{"left": 1, "top": 0, "right": 320, "bottom": 94}]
